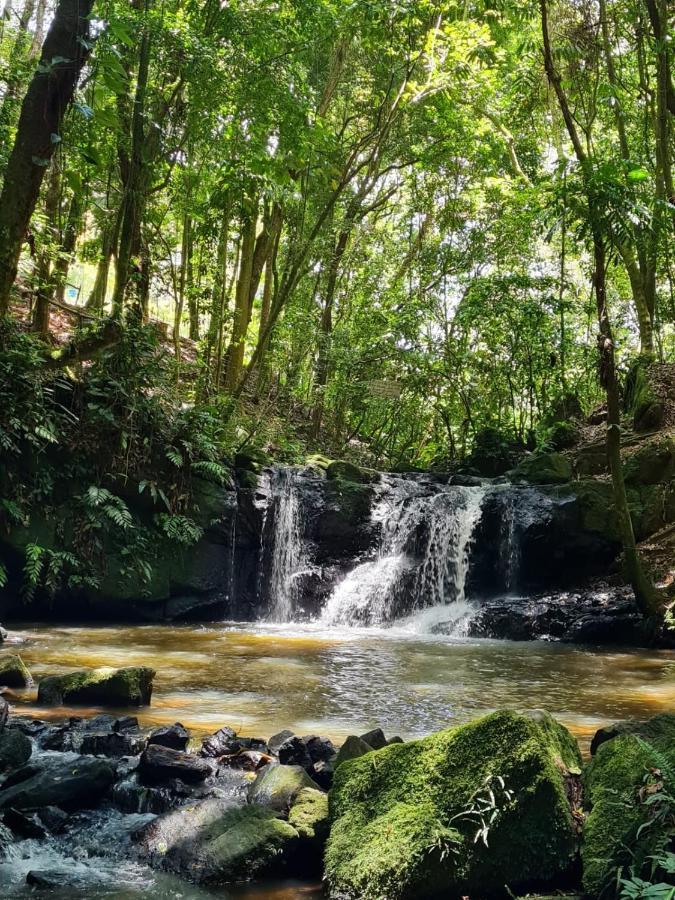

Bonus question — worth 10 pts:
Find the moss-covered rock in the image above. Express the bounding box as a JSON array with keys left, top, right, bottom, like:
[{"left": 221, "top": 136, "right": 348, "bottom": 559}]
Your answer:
[
  {"left": 326, "top": 460, "right": 377, "bottom": 484},
  {"left": 233, "top": 448, "right": 271, "bottom": 474},
  {"left": 138, "top": 799, "right": 300, "bottom": 884},
  {"left": 288, "top": 787, "right": 329, "bottom": 841},
  {"left": 247, "top": 764, "right": 321, "bottom": 812},
  {"left": 0, "top": 654, "right": 33, "bottom": 688},
  {"left": 581, "top": 713, "right": 675, "bottom": 897},
  {"left": 544, "top": 421, "right": 579, "bottom": 451},
  {"left": 512, "top": 452, "right": 573, "bottom": 485},
  {"left": 37, "top": 666, "right": 155, "bottom": 707},
  {"left": 325, "top": 710, "right": 581, "bottom": 900},
  {"left": 623, "top": 436, "right": 675, "bottom": 486}
]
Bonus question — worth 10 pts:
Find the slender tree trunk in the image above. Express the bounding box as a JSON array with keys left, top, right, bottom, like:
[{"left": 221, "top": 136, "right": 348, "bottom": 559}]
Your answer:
[
  {"left": 186, "top": 222, "right": 198, "bottom": 340},
  {"left": 225, "top": 207, "right": 257, "bottom": 391},
  {"left": 0, "top": 0, "right": 94, "bottom": 315},
  {"left": 32, "top": 159, "right": 60, "bottom": 334},
  {"left": 174, "top": 213, "right": 191, "bottom": 363},
  {"left": 53, "top": 184, "right": 84, "bottom": 305},
  {"left": 541, "top": 0, "right": 659, "bottom": 621},
  {"left": 87, "top": 205, "right": 122, "bottom": 312}
]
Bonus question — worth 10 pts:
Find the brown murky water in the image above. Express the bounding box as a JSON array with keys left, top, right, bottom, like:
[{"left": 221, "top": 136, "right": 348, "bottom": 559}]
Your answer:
[{"left": 4, "top": 621, "right": 675, "bottom": 753}]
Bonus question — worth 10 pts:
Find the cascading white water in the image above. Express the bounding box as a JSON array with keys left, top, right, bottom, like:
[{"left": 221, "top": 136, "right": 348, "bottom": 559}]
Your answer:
[
  {"left": 501, "top": 492, "right": 521, "bottom": 592},
  {"left": 267, "top": 467, "right": 305, "bottom": 622},
  {"left": 320, "top": 479, "right": 485, "bottom": 627}
]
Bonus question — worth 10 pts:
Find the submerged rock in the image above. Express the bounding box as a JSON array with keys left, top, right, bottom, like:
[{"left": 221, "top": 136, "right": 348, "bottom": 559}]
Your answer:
[
  {"left": 0, "top": 654, "right": 33, "bottom": 687},
  {"left": 0, "top": 728, "right": 32, "bottom": 771},
  {"left": 325, "top": 710, "right": 581, "bottom": 900},
  {"left": 37, "top": 666, "right": 155, "bottom": 706},
  {"left": 0, "top": 756, "right": 115, "bottom": 811},
  {"left": 139, "top": 743, "right": 214, "bottom": 785},
  {"left": 582, "top": 713, "right": 675, "bottom": 896}
]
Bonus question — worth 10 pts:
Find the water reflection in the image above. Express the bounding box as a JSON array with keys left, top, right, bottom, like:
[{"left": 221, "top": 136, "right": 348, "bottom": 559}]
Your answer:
[{"left": 3, "top": 622, "right": 674, "bottom": 752}]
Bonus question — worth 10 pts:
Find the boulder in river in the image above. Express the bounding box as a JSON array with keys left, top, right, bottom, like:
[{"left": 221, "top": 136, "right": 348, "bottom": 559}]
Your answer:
[
  {"left": 582, "top": 713, "right": 675, "bottom": 896},
  {"left": 325, "top": 710, "right": 582, "bottom": 900},
  {"left": 0, "top": 755, "right": 115, "bottom": 811},
  {"left": 334, "top": 734, "right": 374, "bottom": 767},
  {"left": 148, "top": 723, "right": 189, "bottom": 752},
  {"left": 80, "top": 730, "right": 146, "bottom": 757},
  {"left": 0, "top": 697, "right": 9, "bottom": 729},
  {"left": 136, "top": 797, "right": 302, "bottom": 883},
  {"left": 37, "top": 666, "right": 155, "bottom": 706},
  {"left": 0, "top": 728, "right": 32, "bottom": 771},
  {"left": 200, "top": 725, "right": 237, "bottom": 757},
  {"left": 287, "top": 786, "right": 329, "bottom": 842},
  {"left": 138, "top": 743, "right": 214, "bottom": 785},
  {"left": 247, "top": 764, "right": 321, "bottom": 812},
  {"left": 0, "top": 654, "right": 33, "bottom": 687}
]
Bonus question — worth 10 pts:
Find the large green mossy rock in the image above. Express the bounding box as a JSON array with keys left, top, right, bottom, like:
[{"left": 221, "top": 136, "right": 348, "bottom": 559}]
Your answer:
[
  {"left": 581, "top": 713, "right": 675, "bottom": 897},
  {"left": 288, "top": 787, "right": 329, "bottom": 841},
  {"left": 624, "top": 436, "right": 675, "bottom": 486},
  {"left": 138, "top": 799, "right": 301, "bottom": 883},
  {"left": 0, "top": 654, "right": 33, "bottom": 688},
  {"left": 325, "top": 711, "right": 582, "bottom": 900},
  {"left": 512, "top": 452, "right": 573, "bottom": 485},
  {"left": 326, "top": 460, "right": 377, "bottom": 484},
  {"left": 247, "top": 764, "right": 321, "bottom": 812},
  {"left": 37, "top": 666, "right": 155, "bottom": 706}
]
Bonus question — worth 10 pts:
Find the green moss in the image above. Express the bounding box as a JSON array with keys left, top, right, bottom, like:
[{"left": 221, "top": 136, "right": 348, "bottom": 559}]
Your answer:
[
  {"left": 288, "top": 787, "right": 329, "bottom": 840},
  {"left": 305, "top": 454, "right": 333, "bottom": 472},
  {"left": 623, "top": 437, "right": 675, "bottom": 486},
  {"left": 581, "top": 714, "right": 675, "bottom": 897},
  {"left": 512, "top": 452, "right": 572, "bottom": 485},
  {"left": 247, "top": 764, "right": 321, "bottom": 812},
  {"left": 37, "top": 666, "right": 155, "bottom": 706},
  {"left": 0, "top": 654, "right": 33, "bottom": 687},
  {"left": 325, "top": 479, "right": 373, "bottom": 523},
  {"left": 197, "top": 806, "right": 298, "bottom": 883},
  {"left": 326, "top": 711, "right": 581, "bottom": 900},
  {"left": 326, "top": 460, "right": 377, "bottom": 484}
]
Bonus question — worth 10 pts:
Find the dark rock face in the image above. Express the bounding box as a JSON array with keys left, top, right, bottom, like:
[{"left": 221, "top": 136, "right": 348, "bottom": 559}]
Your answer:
[
  {"left": 3, "top": 807, "right": 49, "bottom": 839},
  {"left": 0, "top": 756, "right": 115, "bottom": 810},
  {"left": 138, "top": 744, "right": 214, "bottom": 785},
  {"left": 200, "top": 726, "right": 238, "bottom": 757},
  {"left": 0, "top": 697, "right": 8, "bottom": 729},
  {"left": 0, "top": 728, "right": 32, "bottom": 771},
  {"left": 0, "top": 654, "right": 33, "bottom": 687},
  {"left": 467, "top": 585, "right": 644, "bottom": 644},
  {"left": 80, "top": 730, "right": 146, "bottom": 758}
]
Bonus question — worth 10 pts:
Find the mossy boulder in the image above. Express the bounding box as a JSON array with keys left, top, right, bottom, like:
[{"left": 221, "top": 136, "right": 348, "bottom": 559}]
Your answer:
[
  {"left": 335, "top": 734, "right": 375, "bottom": 767},
  {"left": 288, "top": 787, "right": 329, "bottom": 841},
  {"left": 325, "top": 710, "right": 582, "bottom": 900},
  {"left": 138, "top": 799, "right": 300, "bottom": 883},
  {"left": 512, "top": 452, "right": 572, "bottom": 485},
  {"left": 581, "top": 713, "right": 675, "bottom": 897},
  {"left": 544, "top": 421, "right": 579, "bottom": 451},
  {"left": 326, "top": 460, "right": 377, "bottom": 484},
  {"left": 623, "top": 436, "right": 675, "bottom": 486},
  {"left": 37, "top": 666, "right": 155, "bottom": 707},
  {"left": 233, "top": 448, "right": 271, "bottom": 474},
  {"left": 0, "top": 654, "right": 33, "bottom": 688},
  {"left": 247, "top": 764, "right": 321, "bottom": 812}
]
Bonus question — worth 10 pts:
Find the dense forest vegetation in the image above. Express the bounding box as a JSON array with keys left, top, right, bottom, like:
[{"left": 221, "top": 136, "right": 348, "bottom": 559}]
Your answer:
[{"left": 0, "top": 0, "right": 673, "bottom": 613}]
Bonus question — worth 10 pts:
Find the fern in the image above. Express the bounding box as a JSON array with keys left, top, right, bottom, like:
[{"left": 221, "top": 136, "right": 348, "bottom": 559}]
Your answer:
[
  {"left": 165, "top": 447, "right": 184, "bottom": 467},
  {"left": 155, "top": 514, "right": 203, "bottom": 546},
  {"left": 0, "top": 561, "right": 7, "bottom": 588},
  {"left": 191, "top": 460, "right": 226, "bottom": 483}
]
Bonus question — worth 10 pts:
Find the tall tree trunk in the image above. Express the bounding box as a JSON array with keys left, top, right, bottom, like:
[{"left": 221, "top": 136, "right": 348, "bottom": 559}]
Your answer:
[
  {"left": 541, "top": 0, "right": 659, "bottom": 622},
  {"left": 32, "top": 158, "right": 60, "bottom": 334},
  {"left": 111, "top": 3, "right": 151, "bottom": 316},
  {"left": 224, "top": 207, "right": 257, "bottom": 391},
  {"left": 87, "top": 205, "right": 122, "bottom": 312},
  {"left": 53, "top": 184, "right": 84, "bottom": 305},
  {"left": 0, "top": 0, "right": 94, "bottom": 315}
]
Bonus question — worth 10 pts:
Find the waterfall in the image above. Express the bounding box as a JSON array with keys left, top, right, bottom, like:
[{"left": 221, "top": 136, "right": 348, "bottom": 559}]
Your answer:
[
  {"left": 320, "top": 480, "right": 485, "bottom": 627},
  {"left": 500, "top": 492, "right": 521, "bottom": 592},
  {"left": 267, "top": 467, "right": 305, "bottom": 622}
]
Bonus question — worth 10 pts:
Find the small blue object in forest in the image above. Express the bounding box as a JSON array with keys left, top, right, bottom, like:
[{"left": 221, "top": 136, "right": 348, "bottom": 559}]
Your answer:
[{"left": 66, "top": 287, "right": 78, "bottom": 301}]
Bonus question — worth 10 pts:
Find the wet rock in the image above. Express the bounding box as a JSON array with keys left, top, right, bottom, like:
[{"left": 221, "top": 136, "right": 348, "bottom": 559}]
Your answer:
[
  {"left": 267, "top": 729, "right": 294, "bottom": 755},
  {"left": 326, "top": 460, "right": 376, "bottom": 484},
  {"left": 511, "top": 451, "right": 572, "bottom": 485},
  {"left": 37, "top": 666, "right": 155, "bottom": 706},
  {"left": 0, "top": 822, "right": 13, "bottom": 858},
  {"left": 335, "top": 735, "right": 374, "bottom": 767},
  {"left": 0, "top": 728, "right": 32, "bottom": 771},
  {"left": 148, "top": 723, "right": 189, "bottom": 752},
  {"left": 582, "top": 713, "right": 675, "bottom": 896},
  {"left": 226, "top": 750, "right": 270, "bottom": 771},
  {"left": 137, "top": 798, "right": 301, "bottom": 883},
  {"left": 112, "top": 778, "right": 176, "bottom": 814},
  {"left": 3, "top": 806, "right": 48, "bottom": 838},
  {"left": 247, "top": 764, "right": 321, "bottom": 812},
  {"left": 0, "top": 756, "right": 115, "bottom": 810},
  {"left": 360, "top": 728, "right": 387, "bottom": 750},
  {"left": 36, "top": 805, "right": 69, "bottom": 833},
  {"left": 80, "top": 730, "right": 146, "bottom": 758},
  {"left": 326, "top": 710, "right": 581, "bottom": 900},
  {"left": 0, "top": 654, "right": 32, "bottom": 687},
  {"left": 310, "top": 757, "right": 335, "bottom": 791},
  {"left": 139, "top": 743, "right": 214, "bottom": 786},
  {"left": 0, "top": 625, "right": 7, "bottom": 643},
  {"left": 26, "top": 870, "right": 74, "bottom": 888},
  {"left": 0, "top": 697, "right": 9, "bottom": 729},
  {"left": 277, "top": 736, "right": 313, "bottom": 770},
  {"left": 201, "top": 725, "right": 237, "bottom": 757},
  {"left": 448, "top": 474, "right": 486, "bottom": 487},
  {"left": 305, "top": 735, "right": 337, "bottom": 762}
]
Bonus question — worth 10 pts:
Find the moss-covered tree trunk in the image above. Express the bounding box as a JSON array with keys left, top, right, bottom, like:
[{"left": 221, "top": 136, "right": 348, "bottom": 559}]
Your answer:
[{"left": 0, "top": 0, "right": 94, "bottom": 315}]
